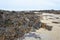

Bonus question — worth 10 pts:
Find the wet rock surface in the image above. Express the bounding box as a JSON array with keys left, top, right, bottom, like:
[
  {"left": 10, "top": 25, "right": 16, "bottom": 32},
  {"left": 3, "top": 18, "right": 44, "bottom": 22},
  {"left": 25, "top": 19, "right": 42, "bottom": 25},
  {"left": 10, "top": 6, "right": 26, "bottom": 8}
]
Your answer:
[{"left": 23, "top": 32, "right": 41, "bottom": 40}]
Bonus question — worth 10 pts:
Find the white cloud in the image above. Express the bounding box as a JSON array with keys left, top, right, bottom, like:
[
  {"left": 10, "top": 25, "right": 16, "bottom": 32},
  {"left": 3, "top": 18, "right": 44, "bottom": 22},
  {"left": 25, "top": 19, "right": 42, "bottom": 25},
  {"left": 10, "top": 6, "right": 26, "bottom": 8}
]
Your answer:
[{"left": 0, "top": 0, "right": 60, "bottom": 10}]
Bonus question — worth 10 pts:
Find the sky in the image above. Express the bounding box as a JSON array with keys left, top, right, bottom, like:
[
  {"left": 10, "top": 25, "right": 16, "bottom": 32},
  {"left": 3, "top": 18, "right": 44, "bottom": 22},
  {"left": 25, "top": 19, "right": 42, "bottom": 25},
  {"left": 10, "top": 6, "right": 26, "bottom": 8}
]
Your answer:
[{"left": 0, "top": 0, "right": 60, "bottom": 11}]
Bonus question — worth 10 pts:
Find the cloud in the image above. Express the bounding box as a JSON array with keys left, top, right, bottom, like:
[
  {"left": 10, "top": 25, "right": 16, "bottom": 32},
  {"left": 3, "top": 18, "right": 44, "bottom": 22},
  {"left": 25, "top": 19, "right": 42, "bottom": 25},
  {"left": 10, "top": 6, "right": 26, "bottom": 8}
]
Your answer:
[{"left": 0, "top": 0, "right": 60, "bottom": 10}]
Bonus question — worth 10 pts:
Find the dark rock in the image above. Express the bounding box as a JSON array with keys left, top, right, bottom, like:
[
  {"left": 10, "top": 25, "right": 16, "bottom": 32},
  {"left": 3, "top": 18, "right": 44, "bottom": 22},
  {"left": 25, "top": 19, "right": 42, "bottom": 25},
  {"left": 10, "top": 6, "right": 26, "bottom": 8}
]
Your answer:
[
  {"left": 45, "top": 25, "right": 53, "bottom": 31},
  {"left": 52, "top": 21, "right": 60, "bottom": 24}
]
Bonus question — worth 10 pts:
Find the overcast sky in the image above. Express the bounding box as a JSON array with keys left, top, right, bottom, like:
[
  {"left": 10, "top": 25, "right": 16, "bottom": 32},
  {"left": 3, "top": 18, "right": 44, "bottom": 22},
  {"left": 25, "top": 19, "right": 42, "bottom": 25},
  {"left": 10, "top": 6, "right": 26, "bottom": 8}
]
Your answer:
[{"left": 0, "top": 0, "right": 60, "bottom": 11}]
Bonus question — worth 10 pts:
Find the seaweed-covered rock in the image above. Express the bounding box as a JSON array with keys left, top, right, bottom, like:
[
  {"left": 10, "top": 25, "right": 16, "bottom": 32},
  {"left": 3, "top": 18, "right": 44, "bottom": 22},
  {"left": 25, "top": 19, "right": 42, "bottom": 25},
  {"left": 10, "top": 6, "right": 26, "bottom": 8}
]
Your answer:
[{"left": 0, "top": 10, "right": 52, "bottom": 40}]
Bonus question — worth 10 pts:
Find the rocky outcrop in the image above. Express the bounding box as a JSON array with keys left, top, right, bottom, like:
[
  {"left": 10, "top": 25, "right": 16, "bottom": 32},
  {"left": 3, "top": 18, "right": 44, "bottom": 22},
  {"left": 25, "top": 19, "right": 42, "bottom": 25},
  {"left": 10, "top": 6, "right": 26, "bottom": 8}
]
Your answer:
[{"left": 0, "top": 10, "right": 52, "bottom": 40}]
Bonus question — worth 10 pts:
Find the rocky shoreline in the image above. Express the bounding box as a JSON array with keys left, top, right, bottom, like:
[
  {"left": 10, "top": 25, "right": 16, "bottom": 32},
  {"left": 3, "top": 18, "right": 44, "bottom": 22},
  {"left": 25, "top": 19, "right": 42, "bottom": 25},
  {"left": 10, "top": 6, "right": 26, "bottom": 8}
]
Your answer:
[{"left": 0, "top": 10, "right": 54, "bottom": 40}]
